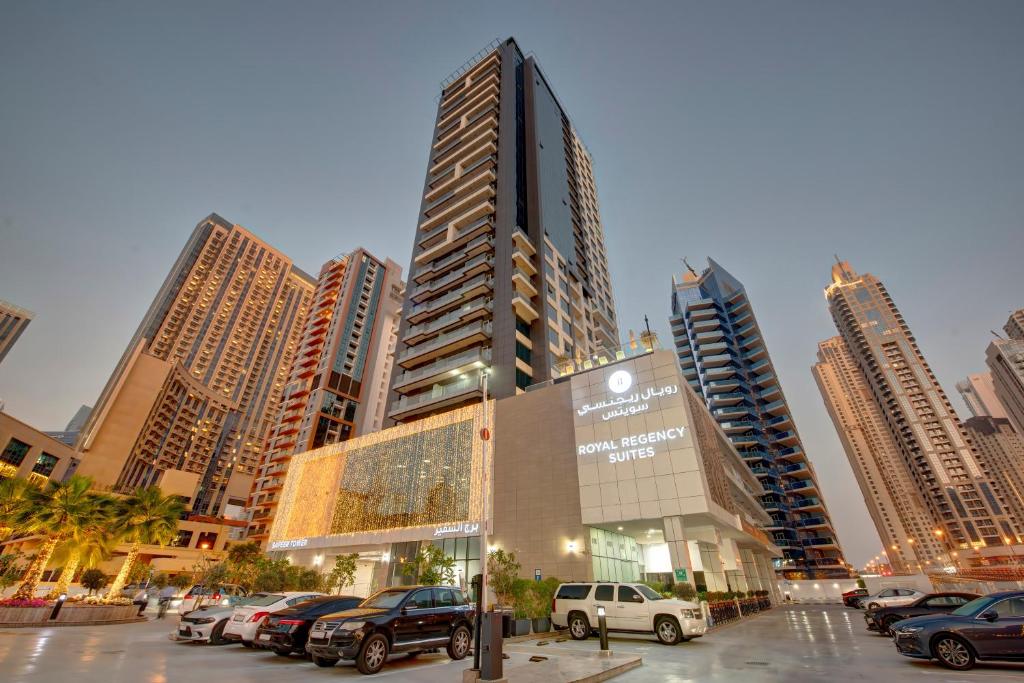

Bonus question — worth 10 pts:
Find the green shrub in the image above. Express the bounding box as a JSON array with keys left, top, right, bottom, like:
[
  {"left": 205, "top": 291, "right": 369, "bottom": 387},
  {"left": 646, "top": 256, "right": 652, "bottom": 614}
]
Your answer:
[
  {"left": 80, "top": 568, "right": 108, "bottom": 595},
  {"left": 671, "top": 582, "right": 697, "bottom": 600}
]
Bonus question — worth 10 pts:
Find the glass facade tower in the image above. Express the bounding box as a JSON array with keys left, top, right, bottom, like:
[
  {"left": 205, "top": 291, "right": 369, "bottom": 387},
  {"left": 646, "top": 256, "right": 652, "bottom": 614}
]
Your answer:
[{"left": 670, "top": 259, "right": 847, "bottom": 578}]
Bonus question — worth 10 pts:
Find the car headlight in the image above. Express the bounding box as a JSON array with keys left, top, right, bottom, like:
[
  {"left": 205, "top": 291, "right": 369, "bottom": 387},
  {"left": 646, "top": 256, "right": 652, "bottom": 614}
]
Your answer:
[
  {"left": 195, "top": 617, "right": 216, "bottom": 624},
  {"left": 896, "top": 626, "right": 923, "bottom": 634},
  {"left": 680, "top": 609, "right": 699, "bottom": 620},
  {"left": 338, "top": 621, "right": 367, "bottom": 632}
]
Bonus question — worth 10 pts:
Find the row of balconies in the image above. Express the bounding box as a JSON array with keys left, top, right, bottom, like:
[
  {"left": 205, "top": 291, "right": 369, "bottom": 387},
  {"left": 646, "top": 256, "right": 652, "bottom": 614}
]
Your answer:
[
  {"left": 393, "top": 347, "right": 492, "bottom": 395},
  {"left": 407, "top": 274, "right": 494, "bottom": 325},
  {"left": 396, "top": 320, "right": 493, "bottom": 369},
  {"left": 403, "top": 298, "right": 492, "bottom": 346}
]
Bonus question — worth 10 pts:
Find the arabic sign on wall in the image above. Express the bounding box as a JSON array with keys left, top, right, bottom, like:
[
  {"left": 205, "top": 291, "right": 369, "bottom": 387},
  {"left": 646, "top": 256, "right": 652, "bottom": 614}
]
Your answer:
[
  {"left": 433, "top": 521, "right": 481, "bottom": 537},
  {"left": 571, "top": 351, "right": 709, "bottom": 526}
]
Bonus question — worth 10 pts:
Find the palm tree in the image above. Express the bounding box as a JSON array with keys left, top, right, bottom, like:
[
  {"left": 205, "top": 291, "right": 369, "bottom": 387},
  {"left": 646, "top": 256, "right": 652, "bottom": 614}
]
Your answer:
[
  {"left": 0, "top": 477, "right": 40, "bottom": 541},
  {"left": 105, "top": 487, "right": 184, "bottom": 598},
  {"left": 48, "top": 496, "right": 117, "bottom": 598},
  {"left": 11, "top": 475, "right": 97, "bottom": 600}
]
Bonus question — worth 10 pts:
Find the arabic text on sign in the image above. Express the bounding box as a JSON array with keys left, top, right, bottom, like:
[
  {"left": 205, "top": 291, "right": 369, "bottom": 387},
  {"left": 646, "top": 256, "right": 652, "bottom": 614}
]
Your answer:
[{"left": 576, "top": 384, "right": 680, "bottom": 421}]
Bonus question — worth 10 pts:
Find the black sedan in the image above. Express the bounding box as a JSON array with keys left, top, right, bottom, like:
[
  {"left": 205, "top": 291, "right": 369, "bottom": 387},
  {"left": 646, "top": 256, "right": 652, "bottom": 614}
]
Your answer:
[
  {"left": 254, "top": 595, "right": 362, "bottom": 656},
  {"left": 892, "top": 590, "right": 1024, "bottom": 670},
  {"left": 865, "top": 592, "right": 978, "bottom": 635}
]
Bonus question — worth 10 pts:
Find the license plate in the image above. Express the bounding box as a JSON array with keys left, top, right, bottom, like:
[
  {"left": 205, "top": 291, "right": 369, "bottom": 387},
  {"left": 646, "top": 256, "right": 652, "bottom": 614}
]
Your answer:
[
  {"left": 232, "top": 615, "right": 244, "bottom": 622},
  {"left": 258, "top": 633, "right": 272, "bottom": 642}
]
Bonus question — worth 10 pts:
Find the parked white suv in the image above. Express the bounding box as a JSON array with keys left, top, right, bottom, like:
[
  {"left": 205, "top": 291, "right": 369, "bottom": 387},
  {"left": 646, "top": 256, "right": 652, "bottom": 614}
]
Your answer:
[
  {"left": 222, "top": 592, "right": 322, "bottom": 646},
  {"left": 862, "top": 587, "right": 925, "bottom": 610},
  {"left": 551, "top": 582, "right": 706, "bottom": 645}
]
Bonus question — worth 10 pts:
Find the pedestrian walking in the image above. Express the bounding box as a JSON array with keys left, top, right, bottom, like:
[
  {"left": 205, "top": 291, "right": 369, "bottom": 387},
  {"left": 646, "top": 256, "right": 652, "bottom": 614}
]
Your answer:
[{"left": 156, "top": 585, "right": 176, "bottom": 619}]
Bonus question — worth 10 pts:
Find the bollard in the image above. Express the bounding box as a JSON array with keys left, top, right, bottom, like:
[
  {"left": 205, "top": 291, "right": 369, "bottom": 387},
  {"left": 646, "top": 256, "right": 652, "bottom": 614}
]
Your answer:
[
  {"left": 596, "top": 605, "right": 609, "bottom": 652},
  {"left": 471, "top": 574, "right": 483, "bottom": 671},
  {"left": 49, "top": 593, "right": 67, "bottom": 621},
  {"left": 480, "top": 611, "right": 504, "bottom": 681}
]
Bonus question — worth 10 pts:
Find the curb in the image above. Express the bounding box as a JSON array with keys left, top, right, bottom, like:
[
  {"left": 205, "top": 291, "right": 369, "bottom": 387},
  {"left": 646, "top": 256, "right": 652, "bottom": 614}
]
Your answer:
[{"left": 0, "top": 616, "right": 148, "bottom": 628}]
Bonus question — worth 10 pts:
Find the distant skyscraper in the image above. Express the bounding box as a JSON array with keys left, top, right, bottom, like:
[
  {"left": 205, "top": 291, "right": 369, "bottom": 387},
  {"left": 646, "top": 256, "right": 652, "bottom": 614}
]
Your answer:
[
  {"left": 986, "top": 337, "right": 1024, "bottom": 437},
  {"left": 671, "top": 259, "right": 847, "bottom": 577},
  {"left": 956, "top": 373, "right": 1008, "bottom": 420},
  {"left": 1004, "top": 308, "right": 1024, "bottom": 341},
  {"left": 824, "top": 260, "right": 1021, "bottom": 550},
  {"left": 44, "top": 404, "right": 93, "bottom": 447},
  {"left": 385, "top": 37, "right": 618, "bottom": 424},
  {"left": 962, "top": 416, "right": 1024, "bottom": 538},
  {"left": 0, "top": 299, "right": 33, "bottom": 365},
  {"left": 247, "top": 248, "right": 404, "bottom": 542},
  {"left": 76, "top": 214, "right": 315, "bottom": 517},
  {"left": 813, "top": 337, "right": 944, "bottom": 571}
]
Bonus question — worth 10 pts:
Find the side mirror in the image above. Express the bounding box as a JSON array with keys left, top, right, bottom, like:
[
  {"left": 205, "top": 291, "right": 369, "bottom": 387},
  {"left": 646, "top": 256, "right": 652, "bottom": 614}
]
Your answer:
[
  {"left": 632, "top": 595, "right": 644, "bottom": 603},
  {"left": 400, "top": 606, "right": 408, "bottom": 615},
  {"left": 981, "top": 610, "right": 998, "bottom": 622}
]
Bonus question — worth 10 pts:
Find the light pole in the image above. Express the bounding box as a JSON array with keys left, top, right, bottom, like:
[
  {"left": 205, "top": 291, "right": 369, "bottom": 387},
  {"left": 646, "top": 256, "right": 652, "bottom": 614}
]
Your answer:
[{"left": 478, "top": 368, "right": 490, "bottom": 607}]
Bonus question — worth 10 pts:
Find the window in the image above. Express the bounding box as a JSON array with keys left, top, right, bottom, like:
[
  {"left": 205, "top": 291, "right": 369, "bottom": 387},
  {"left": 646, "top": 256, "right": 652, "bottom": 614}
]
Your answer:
[
  {"left": 515, "top": 341, "right": 531, "bottom": 363},
  {"left": 618, "top": 586, "right": 642, "bottom": 603},
  {"left": 433, "top": 588, "right": 455, "bottom": 607},
  {"left": 32, "top": 453, "right": 59, "bottom": 477},
  {"left": 993, "top": 597, "right": 1024, "bottom": 617},
  {"left": 515, "top": 369, "right": 531, "bottom": 390},
  {"left": 594, "top": 585, "right": 614, "bottom": 601},
  {"left": 555, "top": 585, "right": 592, "bottom": 600},
  {"left": 0, "top": 438, "right": 29, "bottom": 466},
  {"left": 408, "top": 589, "right": 433, "bottom": 609}
]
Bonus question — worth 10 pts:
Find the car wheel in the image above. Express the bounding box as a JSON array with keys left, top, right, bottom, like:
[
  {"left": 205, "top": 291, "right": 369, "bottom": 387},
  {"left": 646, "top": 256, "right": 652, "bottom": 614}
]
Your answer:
[
  {"left": 241, "top": 640, "right": 253, "bottom": 648},
  {"left": 273, "top": 648, "right": 292, "bottom": 657},
  {"left": 655, "top": 616, "right": 681, "bottom": 645},
  {"left": 568, "top": 613, "right": 590, "bottom": 640},
  {"left": 867, "top": 602, "right": 880, "bottom": 610},
  {"left": 447, "top": 625, "right": 471, "bottom": 661},
  {"left": 312, "top": 654, "right": 339, "bottom": 668},
  {"left": 882, "top": 616, "right": 901, "bottom": 636},
  {"left": 933, "top": 635, "right": 975, "bottom": 671},
  {"left": 209, "top": 620, "right": 227, "bottom": 645},
  {"left": 356, "top": 633, "right": 389, "bottom": 675}
]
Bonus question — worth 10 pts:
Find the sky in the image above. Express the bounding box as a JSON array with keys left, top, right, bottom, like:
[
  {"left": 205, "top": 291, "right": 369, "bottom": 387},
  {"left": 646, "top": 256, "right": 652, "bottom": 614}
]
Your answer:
[{"left": 1, "top": 1, "right": 1022, "bottom": 569}]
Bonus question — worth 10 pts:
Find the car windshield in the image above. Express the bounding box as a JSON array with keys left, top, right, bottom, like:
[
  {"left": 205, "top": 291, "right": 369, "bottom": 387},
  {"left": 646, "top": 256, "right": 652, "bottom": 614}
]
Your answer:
[
  {"left": 635, "top": 585, "right": 664, "bottom": 601},
  {"left": 244, "top": 593, "right": 286, "bottom": 607},
  {"left": 951, "top": 596, "right": 996, "bottom": 617},
  {"left": 359, "top": 589, "right": 410, "bottom": 609}
]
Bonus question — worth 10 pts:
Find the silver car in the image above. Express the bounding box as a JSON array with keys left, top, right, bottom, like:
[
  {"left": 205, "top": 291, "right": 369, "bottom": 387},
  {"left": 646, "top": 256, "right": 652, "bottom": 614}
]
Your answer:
[
  {"left": 173, "top": 604, "right": 238, "bottom": 644},
  {"left": 862, "top": 588, "right": 925, "bottom": 610}
]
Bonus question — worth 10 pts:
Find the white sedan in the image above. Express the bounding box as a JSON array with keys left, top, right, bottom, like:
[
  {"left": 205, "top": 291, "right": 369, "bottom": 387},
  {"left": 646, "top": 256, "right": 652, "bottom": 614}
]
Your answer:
[
  {"left": 222, "top": 592, "right": 322, "bottom": 646},
  {"left": 174, "top": 605, "right": 236, "bottom": 644},
  {"left": 862, "top": 588, "right": 925, "bottom": 610}
]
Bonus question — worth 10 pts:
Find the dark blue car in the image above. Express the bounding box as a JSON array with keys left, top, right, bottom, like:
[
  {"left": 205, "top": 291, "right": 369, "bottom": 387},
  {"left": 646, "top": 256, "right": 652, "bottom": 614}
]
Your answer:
[{"left": 892, "top": 590, "right": 1024, "bottom": 670}]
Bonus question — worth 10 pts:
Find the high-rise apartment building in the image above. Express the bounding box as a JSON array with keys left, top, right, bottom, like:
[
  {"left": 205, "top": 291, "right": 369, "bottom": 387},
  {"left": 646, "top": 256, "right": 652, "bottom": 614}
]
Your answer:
[
  {"left": 76, "top": 214, "right": 315, "bottom": 518},
  {"left": 670, "top": 259, "right": 846, "bottom": 577},
  {"left": 824, "top": 261, "right": 1021, "bottom": 550},
  {"left": 963, "top": 416, "right": 1024, "bottom": 539},
  {"left": 247, "top": 249, "right": 404, "bottom": 542},
  {"left": 987, "top": 310, "right": 1024, "bottom": 437},
  {"left": 385, "top": 38, "right": 618, "bottom": 424},
  {"left": 986, "top": 337, "right": 1024, "bottom": 437},
  {"left": 0, "top": 299, "right": 33, "bottom": 365},
  {"left": 1004, "top": 308, "right": 1024, "bottom": 341},
  {"left": 956, "top": 373, "right": 1008, "bottom": 420},
  {"left": 813, "top": 337, "right": 944, "bottom": 571}
]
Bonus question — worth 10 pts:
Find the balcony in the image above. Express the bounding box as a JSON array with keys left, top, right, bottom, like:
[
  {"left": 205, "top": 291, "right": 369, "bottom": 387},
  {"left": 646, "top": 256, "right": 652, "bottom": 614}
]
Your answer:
[
  {"left": 709, "top": 392, "right": 746, "bottom": 406},
  {"left": 781, "top": 461, "right": 811, "bottom": 479},
  {"left": 713, "top": 405, "right": 752, "bottom": 420},
  {"left": 393, "top": 347, "right": 491, "bottom": 394},
  {"left": 388, "top": 377, "right": 483, "bottom": 420},
  {"left": 419, "top": 184, "right": 496, "bottom": 234},
  {"left": 512, "top": 292, "right": 539, "bottom": 323},
  {"left": 786, "top": 479, "right": 818, "bottom": 494},
  {"left": 797, "top": 516, "right": 829, "bottom": 529},
  {"left": 414, "top": 235, "right": 494, "bottom": 285},
  {"left": 754, "top": 371, "right": 778, "bottom": 388},
  {"left": 748, "top": 359, "right": 770, "bottom": 375},
  {"left": 686, "top": 297, "right": 716, "bottom": 311},
  {"left": 727, "top": 298, "right": 751, "bottom": 315},
  {"left": 759, "top": 386, "right": 781, "bottom": 402},
  {"left": 721, "top": 420, "right": 756, "bottom": 434},
  {"left": 705, "top": 378, "right": 741, "bottom": 393},
  {"left": 512, "top": 244, "right": 536, "bottom": 276},
  {"left": 743, "top": 345, "right": 767, "bottom": 362},
  {"left": 792, "top": 497, "right": 824, "bottom": 511},
  {"left": 688, "top": 307, "right": 718, "bottom": 322},
  {"left": 731, "top": 433, "right": 769, "bottom": 449},
  {"left": 690, "top": 317, "right": 720, "bottom": 333},
  {"left": 403, "top": 298, "right": 492, "bottom": 345},
  {"left": 776, "top": 446, "right": 804, "bottom": 461},
  {"left": 411, "top": 253, "right": 492, "bottom": 303},
  {"left": 750, "top": 466, "right": 774, "bottom": 478},
  {"left": 772, "top": 430, "right": 799, "bottom": 446},
  {"left": 766, "top": 413, "right": 793, "bottom": 430},
  {"left": 762, "top": 399, "right": 787, "bottom": 416},
  {"left": 703, "top": 364, "right": 737, "bottom": 380},
  {"left": 701, "top": 353, "right": 733, "bottom": 368},
  {"left": 740, "top": 450, "right": 771, "bottom": 464},
  {"left": 694, "top": 329, "right": 724, "bottom": 343},
  {"left": 397, "top": 321, "right": 492, "bottom": 369},
  {"left": 407, "top": 274, "right": 493, "bottom": 324},
  {"left": 512, "top": 268, "right": 537, "bottom": 298},
  {"left": 733, "top": 322, "right": 755, "bottom": 337}
]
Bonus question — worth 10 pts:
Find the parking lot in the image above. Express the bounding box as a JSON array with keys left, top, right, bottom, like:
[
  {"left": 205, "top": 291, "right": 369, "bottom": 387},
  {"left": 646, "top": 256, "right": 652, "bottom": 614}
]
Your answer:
[{"left": 0, "top": 604, "right": 1022, "bottom": 683}]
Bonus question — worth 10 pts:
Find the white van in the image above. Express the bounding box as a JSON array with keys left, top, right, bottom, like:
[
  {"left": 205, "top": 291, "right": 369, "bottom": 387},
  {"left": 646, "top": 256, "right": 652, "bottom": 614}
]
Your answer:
[{"left": 550, "top": 582, "right": 706, "bottom": 645}]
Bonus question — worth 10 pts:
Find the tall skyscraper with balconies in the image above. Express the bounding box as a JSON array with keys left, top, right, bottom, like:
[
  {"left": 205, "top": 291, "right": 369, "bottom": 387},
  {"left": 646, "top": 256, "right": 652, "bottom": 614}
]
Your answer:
[
  {"left": 957, "top": 372, "right": 1008, "bottom": 420},
  {"left": 814, "top": 337, "right": 945, "bottom": 572},
  {"left": 670, "top": 259, "right": 847, "bottom": 577},
  {"left": 247, "top": 248, "right": 404, "bottom": 543},
  {"left": 987, "top": 309, "right": 1024, "bottom": 437},
  {"left": 0, "top": 299, "right": 33, "bottom": 366},
  {"left": 76, "top": 214, "right": 315, "bottom": 519},
  {"left": 385, "top": 38, "right": 618, "bottom": 424},
  {"left": 825, "top": 260, "right": 1022, "bottom": 550},
  {"left": 962, "top": 416, "right": 1024, "bottom": 538}
]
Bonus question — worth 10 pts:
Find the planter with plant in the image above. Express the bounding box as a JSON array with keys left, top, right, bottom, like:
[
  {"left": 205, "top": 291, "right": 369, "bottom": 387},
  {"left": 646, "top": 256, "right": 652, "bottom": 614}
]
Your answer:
[
  {"left": 526, "top": 577, "right": 560, "bottom": 633},
  {"left": 509, "top": 578, "right": 533, "bottom": 635}
]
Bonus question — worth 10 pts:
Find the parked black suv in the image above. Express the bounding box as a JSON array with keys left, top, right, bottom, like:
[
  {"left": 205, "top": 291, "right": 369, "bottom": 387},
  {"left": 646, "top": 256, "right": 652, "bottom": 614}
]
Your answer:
[
  {"left": 254, "top": 595, "right": 362, "bottom": 656},
  {"left": 307, "top": 585, "right": 475, "bottom": 675}
]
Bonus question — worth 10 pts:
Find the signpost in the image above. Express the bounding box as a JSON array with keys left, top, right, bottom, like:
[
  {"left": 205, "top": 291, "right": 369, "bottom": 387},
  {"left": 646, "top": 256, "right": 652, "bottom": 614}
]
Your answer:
[{"left": 674, "top": 568, "right": 688, "bottom": 582}]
